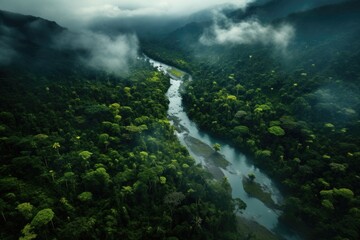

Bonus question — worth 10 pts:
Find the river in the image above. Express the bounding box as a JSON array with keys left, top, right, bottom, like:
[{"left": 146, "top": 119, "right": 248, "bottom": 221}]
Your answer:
[{"left": 145, "top": 56, "right": 301, "bottom": 240}]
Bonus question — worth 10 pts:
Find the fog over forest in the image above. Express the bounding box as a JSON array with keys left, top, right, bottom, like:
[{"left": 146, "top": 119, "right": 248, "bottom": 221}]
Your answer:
[{"left": 0, "top": 1, "right": 359, "bottom": 240}]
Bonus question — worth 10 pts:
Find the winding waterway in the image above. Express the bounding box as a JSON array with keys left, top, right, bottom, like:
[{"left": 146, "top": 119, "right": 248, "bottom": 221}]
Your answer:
[{"left": 146, "top": 56, "right": 301, "bottom": 240}]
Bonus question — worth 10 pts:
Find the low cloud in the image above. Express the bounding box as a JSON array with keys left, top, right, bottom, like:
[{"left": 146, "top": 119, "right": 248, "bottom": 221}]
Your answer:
[
  {"left": 0, "top": 25, "right": 18, "bottom": 65},
  {"left": 0, "top": 15, "right": 139, "bottom": 74},
  {"left": 200, "top": 13, "right": 295, "bottom": 51},
  {"left": 0, "top": 0, "right": 256, "bottom": 29},
  {"left": 312, "top": 84, "right": 359, "bottom": 123},
  {"left": 0, "top": 41, "right": 17, "bottom": 65},
  {"left": 56, "top": 31, "right": 139, "bottom": 75}
]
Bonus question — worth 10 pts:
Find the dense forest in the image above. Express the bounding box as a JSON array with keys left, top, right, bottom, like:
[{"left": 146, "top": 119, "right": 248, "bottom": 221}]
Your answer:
[
  {"left": 0, "top": 10, "right": 241, "bottom": 240},
  {"left": 180, "top": 46, "right": 360, "bottom": 239},
  {"left": 1, "top": 0, "right": 360, "bottom": 239},
  {"left": 0, "top": 58, "right": 241, "bottom": 240},
  {"left": 143, "top": 0, "right": 360, "bottom": 239}
]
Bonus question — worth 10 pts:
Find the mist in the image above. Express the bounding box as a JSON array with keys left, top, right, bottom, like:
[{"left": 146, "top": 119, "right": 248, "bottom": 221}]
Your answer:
[
  {"left": 0, "top": 0, "right": 256, "bottom": 29},
  {"left": 200, "top": 12, "right": 295, "bottom": 51},
  {"left": 0, "top": 10, "right": 139, "bottom": 75},
  {"left": 0, "top": 25, "right": 18, "bottom": 65},
  {"left": 56, "top": 31, "right": 139, "bottom": 75},
  {"left": 0, "top": 0, "right": 258, "bottom": 73}
]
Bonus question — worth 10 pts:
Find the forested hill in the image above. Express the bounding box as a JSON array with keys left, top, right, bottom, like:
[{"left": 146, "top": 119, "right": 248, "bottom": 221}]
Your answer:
[
  {"left": 228, "top": 0, "right": 351, "bottom": 22},
  {"left": 143, "top": 0, "right": 360, "bottom": 239},
  {"left": 281, "top": 0, "right": 360, "bottom": 42},
  {"left": 0, "top": 10, "right": 79, "bottom": 75},
  {"left": 142, "top": 0, "right": 360, "bottom": 78},
  {"left": 0, "top": 9, "right": 64, "bottom": 38},
  {"left": 0, "top": 10, "right": 240, "bottom": 240},
  {"left": 144, "top": 0, "right": 360, "bottom": 53}
]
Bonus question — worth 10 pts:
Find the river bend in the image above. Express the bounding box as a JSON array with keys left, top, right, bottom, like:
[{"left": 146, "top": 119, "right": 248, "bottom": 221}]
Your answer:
[{"left": 146, "top": 56, "right": 301, "bottom": 240}]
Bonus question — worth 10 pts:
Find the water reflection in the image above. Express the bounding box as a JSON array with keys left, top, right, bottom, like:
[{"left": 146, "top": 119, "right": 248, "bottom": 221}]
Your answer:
[{"left": 146, "top": 56, "right": 301, "bottom": 240}]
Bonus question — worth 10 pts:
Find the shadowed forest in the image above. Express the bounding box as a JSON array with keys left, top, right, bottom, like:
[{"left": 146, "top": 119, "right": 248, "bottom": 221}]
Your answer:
[{"left": 1, "top": 0, "right": 360, "bottom": 239}]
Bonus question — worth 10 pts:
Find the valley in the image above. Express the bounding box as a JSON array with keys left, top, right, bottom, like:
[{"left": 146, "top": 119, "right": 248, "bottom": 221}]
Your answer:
[{"left": 1, "top": 0, "right": 360, "bottom": 239}]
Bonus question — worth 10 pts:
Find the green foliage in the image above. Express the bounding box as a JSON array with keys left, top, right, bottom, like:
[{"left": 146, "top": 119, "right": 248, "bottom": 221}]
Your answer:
[
  {"left": 182, "top": 163, "right": 189, "bottom": 168},
  {"left": 85, "top": 104, "right": 109, "bottom": 116},
  {"left": 159, "top": 176, "right": 167, "bottom": 184},
  {"left": 321, "top": 188, "right": 355, "bottom": 200},
  {"left": 79, "top": 151, "right": 93, "bottom": 160},
  {"left": 99, "top": 133, "right": 109, "bottom": 143},
  {"left": 123, "top": 87, "right": 131, "bottom": 96},
  {"left": 164, "top": 192, "right": 185, "bottom": 207},
  {"left": 84, "top": 167, "right": 111, "bottom": 190},
  {"left": 33, "top": 134, "right": 49, "bottom": 141},
  {"left": 321, "top": 199, "right": 334, "bottom": 210},
  {"left": 31, "top": 208, "right": 54, "bottom": 228},
  {"left": 254, "top": 104, "right": 272, "bottom": 113},
  {"left": 247, "top": 173, "right": 256, "bottom": 182},
  {"left": 333, "top": 188, "right": 354, "bottom": 199},
  {"left": 324, "top": 123, "right": 335, "bottom": 129},
  {"left": 213, "top": 143, "right": 221, "bottom": 152},
  {"left": 168, "top": 68, "right": 184, "bottom": 78},
  {"left": 125, "top": 124, "right": 148, "bottom": 133},
  {"left": 329, "top": 162, "right": 348, "bottom": 173},
  {"left": 227, "top": 95, "right": 237, "bottom": 101},
  {"left": 19, "top": 224, "right": 37, "bottom": 240},
  {"left": 268, "top": 126, "right": 285, "bottom": 136},
  {"left": 16, "top": 202, "right": 34, "bottom": 220},
  {"left": 77, "top": 192, "right": 93, "bottom": 202},
  {"left": 234, "top": 198, "right": 247, "bottom": 213},
  {"left": 164, "top": 22, "right": 360, "bottom": 239},
  {"left": 255, "top": 150, "right": 272, "bottom": 158},
  {"left": 52, "top": 142, "right": 60, "bottom": 149},
  {"left": 109, "top": 103, "right": 121, "bottom": 115},
  {"left": 320, "top": 189, "right": 334, "bottom": 199},
  {"left": 1, "top": 57, "right": 241, "bottom": 239},
  {"left": 233, "top": 125, "right": 249, "bottom": 135},
  {"left": 122, "top": 186, "right": 133, "bottom": 194}
]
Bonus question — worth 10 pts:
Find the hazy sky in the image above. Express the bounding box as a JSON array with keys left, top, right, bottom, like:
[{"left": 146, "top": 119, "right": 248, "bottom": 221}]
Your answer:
[{"left": 0, "top": 0, "right": 256, "bottom": 28}]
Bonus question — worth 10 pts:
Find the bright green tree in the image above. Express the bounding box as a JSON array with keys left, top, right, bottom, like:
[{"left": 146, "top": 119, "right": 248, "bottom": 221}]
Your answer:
[
  {"left": 213, "top": 143, "right": 221, "bottom": 152},
  {"left": 31, "top": 208, "right": 55, "bottom": 229},
  {"left": 79, "top": 151, "right": 93, "bottom": 160},
  {"left": 16, "top": 202, "right": 34, "bottom": 220},
  {"left": 77, "top": 192, "right": 93, "bottom": 202},
  {"left": 268, "top": 126, "right": 285, "bottom": 136}
]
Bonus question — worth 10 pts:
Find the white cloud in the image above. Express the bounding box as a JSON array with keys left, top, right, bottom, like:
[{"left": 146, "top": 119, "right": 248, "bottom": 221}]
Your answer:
[
  {"left": 200, "top": 13, "right": 295, "bottom": 50},
  {"left": 57, "top": 31, "right": 139, "bottom": 75},
  {"left": 0, "top": 0, "right": 256, "bottom": 28},
  {"left": 80, "top": 4, "right": 168, "bottom": 19},
  {"left": 0, "top": 24, "right": 138, "bottom": 73},
  {"left": 0, "top": 0, "right": 262, "bottom": 71}
]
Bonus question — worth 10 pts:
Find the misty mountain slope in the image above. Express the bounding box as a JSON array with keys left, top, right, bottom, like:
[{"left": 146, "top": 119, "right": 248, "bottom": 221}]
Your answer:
[
  {"left": 284, "top": 0, "right": 360, "bottom": 42},
  {"left": 146, "top": 0, "right": 360, "bottom": 79},
  {"left": 162, "top": 0, "right": 360, "bottom": 49},
  {"left": 0, "top": 10, "right": 78, "bottom": 73},
  {"left": 0, "top": 10, "right": 64, "bottom": 38},
  {"left": 164, "top": 21, "right": 209, "bottom": 50},
  {"left": 281, "top": 0, "right": 360, "bottom": 80},
  {"left": 88, "top": 2, "right": 246, "bottom": 40},
  {"left": 0, "top": 9, "right": 66, "bottom": 55},
  {"left": 142, "top": 1, "right": 360, "bottom": 71},
  {"left": 185, "top": 3, "right": 240, "bottom": 23},
  {"left": 229, "top": 0, "right": 350, "bottom": 22},
  {"left": 0, "top": 9, "right": 140, "bottom": 77},
  {"left": 89, "top": 15, "right": 189, "bottom": 40}
]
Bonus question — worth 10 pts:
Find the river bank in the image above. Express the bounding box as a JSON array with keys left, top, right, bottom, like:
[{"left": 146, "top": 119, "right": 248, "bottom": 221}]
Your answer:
[{"left": 145, "top": 55, "right": 301, "bottom": 240}]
